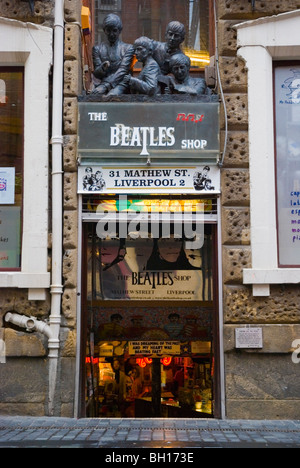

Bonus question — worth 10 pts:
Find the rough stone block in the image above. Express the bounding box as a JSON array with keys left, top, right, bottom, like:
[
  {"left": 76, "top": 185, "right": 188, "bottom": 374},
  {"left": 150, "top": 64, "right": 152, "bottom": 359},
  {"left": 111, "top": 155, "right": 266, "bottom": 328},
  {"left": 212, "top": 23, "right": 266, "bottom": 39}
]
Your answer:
[
  {"left": 0, "top": 0, "right": 54, "bottom": 25},
  {"left": 64, "top": 60, "right": 81, "bottom": 97},
  {"left": 223, "top": 284, "right": 300, "bottom": 324},
  {"left": 64, "top": 98, "right": 78, "bottom": 135},
  {"left": 62, "top": 288, "right": 77, "bottom": 324},
  {"left": 221, "top": 94, "right": 248, "bottom": 129},
  {"left": 222, "top": 207, "right": 250, "bottom": 245},
  {"left": 63, "top": 135, "right": 78, "bottom": 172},
  {"left": 64, "top": 0, "right": 81, "bottom": 23},
  {"left": 223, "top": 246, "right": 252, "bottom": 284},
  {"left": 61, "top": 330, "right": 76, "bottom": 357},
  {"left": 221, "top": 168, "right": 250, "bottom": 206},
  {"left": 4, "top": 328, "right": 46, "bottom": 357},
  {"left": 63, "top": 249, "right": 78, "bottom": 288},
  {"left": 0, "top": 289, "right": 50, "bottom": 322},
  {"left": 221, "top": 130, "right": 249, "bottom": 168},
  {"left": 219, "top": 56, "right": 247, "bottom": 93},
  {"left": 218, "top": 20, "right": 239, "bottom": 56},
  {"left": 65, "top": 23, "right": 81, "bottom": 60},
  {"left": 63, "top": 210, "right": 78, "bottom": 249},
  {"left": 64, "top": 172, "right": 78, "bottom": 210},
  {"left": 218, "top": 0, "right": 300, "bottom": 20}
]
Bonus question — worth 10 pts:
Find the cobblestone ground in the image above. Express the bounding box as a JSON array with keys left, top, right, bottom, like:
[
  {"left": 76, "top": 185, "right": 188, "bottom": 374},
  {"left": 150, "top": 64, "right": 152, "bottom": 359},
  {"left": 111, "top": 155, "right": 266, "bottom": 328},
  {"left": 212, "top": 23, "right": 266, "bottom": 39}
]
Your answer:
[{"left": 0, "top": 417, "right": 300, "bottom": 449}]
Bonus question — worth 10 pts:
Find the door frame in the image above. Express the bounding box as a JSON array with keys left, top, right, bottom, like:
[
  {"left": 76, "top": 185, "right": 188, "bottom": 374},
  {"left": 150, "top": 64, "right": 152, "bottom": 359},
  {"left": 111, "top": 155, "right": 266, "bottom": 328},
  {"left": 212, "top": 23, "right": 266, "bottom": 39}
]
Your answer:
[{"left": 75, "top": 195, "right": 225, "bottom": 419}]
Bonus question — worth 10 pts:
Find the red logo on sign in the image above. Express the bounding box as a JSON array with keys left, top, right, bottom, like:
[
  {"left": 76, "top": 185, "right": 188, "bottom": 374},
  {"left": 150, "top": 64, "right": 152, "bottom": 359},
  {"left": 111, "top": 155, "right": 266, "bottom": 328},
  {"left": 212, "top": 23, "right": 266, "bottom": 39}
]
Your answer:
[{"left": 177, "top": 113, "right": 204, "bottom": 123}]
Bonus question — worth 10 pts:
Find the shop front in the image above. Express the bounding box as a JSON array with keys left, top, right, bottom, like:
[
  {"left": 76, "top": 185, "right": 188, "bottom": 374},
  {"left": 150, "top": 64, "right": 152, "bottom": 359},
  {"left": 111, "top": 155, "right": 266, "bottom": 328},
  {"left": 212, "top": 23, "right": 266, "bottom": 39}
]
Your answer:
[
  {"left": 77, "top": 99, "right": 221, "bottom": 418},
  {"left": 78, "top": 194, "right": 221, "bottom": 418}
]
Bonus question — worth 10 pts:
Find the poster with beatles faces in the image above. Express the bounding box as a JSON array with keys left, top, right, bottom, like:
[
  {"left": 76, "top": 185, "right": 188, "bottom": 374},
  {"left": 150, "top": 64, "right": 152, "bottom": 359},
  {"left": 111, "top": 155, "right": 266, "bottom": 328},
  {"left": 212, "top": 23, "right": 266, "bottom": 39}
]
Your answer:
[{"left": 87, "top": 226, "right": 213, "bottom": 302}]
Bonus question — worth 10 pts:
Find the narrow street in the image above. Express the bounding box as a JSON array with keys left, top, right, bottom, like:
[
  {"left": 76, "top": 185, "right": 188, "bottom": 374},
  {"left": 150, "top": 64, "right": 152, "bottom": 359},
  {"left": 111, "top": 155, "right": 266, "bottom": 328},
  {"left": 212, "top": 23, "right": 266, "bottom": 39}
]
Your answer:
[{"left": 1, "top": 416, "right": 300, "bottom": 449}]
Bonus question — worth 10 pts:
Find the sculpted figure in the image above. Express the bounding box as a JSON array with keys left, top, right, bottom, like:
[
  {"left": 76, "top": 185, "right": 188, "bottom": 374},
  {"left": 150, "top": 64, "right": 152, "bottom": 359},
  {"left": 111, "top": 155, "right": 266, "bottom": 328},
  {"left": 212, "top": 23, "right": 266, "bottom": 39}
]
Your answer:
[
  {"left": 92, "top": 14, "right": 134, "bottom": 95},
  {"left": 152, "top": 21, "right": 186, "bottom": 76},
  {"left": 110, "top": 36, "right": 160, "bottom": 96},
  {"left": 165, "top": 54, "right": 208, "bottom": 96}
]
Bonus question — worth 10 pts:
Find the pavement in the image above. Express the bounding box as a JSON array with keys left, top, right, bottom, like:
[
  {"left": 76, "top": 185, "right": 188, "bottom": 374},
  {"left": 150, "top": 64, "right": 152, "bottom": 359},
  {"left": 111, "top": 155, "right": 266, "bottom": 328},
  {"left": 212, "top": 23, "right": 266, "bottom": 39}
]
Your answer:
[{"left": 1, "top": 416, "right": 300, "bottom": 450}]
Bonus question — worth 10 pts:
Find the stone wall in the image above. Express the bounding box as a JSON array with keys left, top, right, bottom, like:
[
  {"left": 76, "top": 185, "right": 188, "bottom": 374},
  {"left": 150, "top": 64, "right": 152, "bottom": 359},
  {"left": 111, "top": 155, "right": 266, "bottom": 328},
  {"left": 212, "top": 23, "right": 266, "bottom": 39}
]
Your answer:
[
  {"left": 1, "top": 0, "right": 300, "bottom": 420},
  {"left": 61, "top": 0, "right": 83, "bottom": 417},
  {"left": 0, "top": 0, "right": 55, "bottom": 26},
  {"left": 0, "top": 0, "right": 78, "bottom": 417},
  {"left": 218, "top": 0, "right": 300, "bottom": 419},
  {"left": 0, "top": 1, "right": 52, "bottom": 416}
]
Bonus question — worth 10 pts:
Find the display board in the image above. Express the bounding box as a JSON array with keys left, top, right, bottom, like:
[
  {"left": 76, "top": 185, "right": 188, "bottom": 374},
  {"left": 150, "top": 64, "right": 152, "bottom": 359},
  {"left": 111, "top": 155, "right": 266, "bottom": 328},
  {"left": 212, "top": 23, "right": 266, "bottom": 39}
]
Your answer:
[
  {"left": 87, "top": 227, "right": 214, "bottom": 302},
  {"left": 0, "top": 206, "right": 21, "bottom": 268},
  {"left": 0, "top": 168, "right": 15, "bottom": 204},
  {"left": 78, "top": 164, "right": 220, "bottom": 195},
  {"left": 78, "top": 102, "right": 220, "bottom": 167},
  {"left": 275, "top": 65, "right": 300, "bottom": 266}
]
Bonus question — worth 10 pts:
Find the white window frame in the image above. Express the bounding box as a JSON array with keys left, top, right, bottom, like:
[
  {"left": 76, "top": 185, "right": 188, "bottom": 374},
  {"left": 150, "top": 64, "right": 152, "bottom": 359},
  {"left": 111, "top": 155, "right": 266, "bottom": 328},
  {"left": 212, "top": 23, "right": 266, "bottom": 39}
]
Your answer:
[
  {"left": 0, "top": 18, "right": 52, "bottom": 300},
  {"left": 236, "top": 10, "right": 300, "bottom": 296}
]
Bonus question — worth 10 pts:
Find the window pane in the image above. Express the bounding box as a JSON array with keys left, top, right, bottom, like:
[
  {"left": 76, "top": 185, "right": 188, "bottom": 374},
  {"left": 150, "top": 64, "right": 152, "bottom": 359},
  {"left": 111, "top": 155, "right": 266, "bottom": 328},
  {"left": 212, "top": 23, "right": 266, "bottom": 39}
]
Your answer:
[
  {"left": 274, "top": 64, "right": 300, "bottom": 266},
  {"left": 0, "top": 68, "right": 23, "bottom": 269},
  {"left": 94, "top": 0, "right": 211, "bottom": 69},
  {"left": 87, "top": 223, "right": 213, "bottom": 301}
]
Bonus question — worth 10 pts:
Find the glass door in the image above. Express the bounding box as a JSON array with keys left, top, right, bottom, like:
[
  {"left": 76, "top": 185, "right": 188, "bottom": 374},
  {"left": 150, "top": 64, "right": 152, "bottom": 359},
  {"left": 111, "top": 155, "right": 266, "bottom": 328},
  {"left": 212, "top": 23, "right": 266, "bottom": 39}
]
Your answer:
[
  {"left": 81, "top": 199, "right": 219, "bottom": 418},
  {"left": 85, "top": 348, "right": 214, "bottom": 418}
]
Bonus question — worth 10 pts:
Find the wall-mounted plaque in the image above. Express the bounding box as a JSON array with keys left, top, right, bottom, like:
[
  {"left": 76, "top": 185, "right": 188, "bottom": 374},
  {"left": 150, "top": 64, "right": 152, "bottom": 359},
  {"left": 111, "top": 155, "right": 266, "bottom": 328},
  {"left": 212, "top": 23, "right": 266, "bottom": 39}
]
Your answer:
[{"left": 235, "top": 327, "right": 263, "bottom": 349}]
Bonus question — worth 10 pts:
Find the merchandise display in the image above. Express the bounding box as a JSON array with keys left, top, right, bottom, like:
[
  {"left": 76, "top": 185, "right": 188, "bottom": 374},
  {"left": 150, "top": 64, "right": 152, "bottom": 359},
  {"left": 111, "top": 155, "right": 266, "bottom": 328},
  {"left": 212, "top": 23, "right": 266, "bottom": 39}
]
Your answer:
[
  {"left": 85, "top": 346, "right": 214, "bottom": 418},
  {"left": 83, "top": 203, "right": 216, "bottom": 418}
]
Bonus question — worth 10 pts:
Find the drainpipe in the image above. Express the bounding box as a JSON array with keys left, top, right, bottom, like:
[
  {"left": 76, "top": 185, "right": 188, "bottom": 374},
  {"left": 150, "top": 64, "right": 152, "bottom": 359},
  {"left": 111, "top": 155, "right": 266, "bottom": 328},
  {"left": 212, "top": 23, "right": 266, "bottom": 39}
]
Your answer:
[
  {"left": 5, "top": 312, "right": 53, "bottom": 338},
  {"left": 48, "top": 0, "right": 65, "bottom": 416},
  {"left": 4, "top": 312, "right": 56, "bottom": 412}
]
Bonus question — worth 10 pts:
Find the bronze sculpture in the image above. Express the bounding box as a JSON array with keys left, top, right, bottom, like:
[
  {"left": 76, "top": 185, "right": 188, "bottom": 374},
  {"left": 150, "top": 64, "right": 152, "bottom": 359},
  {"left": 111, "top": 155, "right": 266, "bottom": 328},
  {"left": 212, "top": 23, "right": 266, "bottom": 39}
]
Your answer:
[
  {"left": 152, "top": 21, "right": 186, "bottom": 76},
  {"left": 165, "top": 54, "right": 208, "bottom": 95},
  {"left": 109, "top": 37, "right": 160, "bottom": 96},
  {"left": 92, "top": 14, "right": 134, "bottom": 95},
  {"left": 91, "top": 15, "right": 211, "bottom": 98}
]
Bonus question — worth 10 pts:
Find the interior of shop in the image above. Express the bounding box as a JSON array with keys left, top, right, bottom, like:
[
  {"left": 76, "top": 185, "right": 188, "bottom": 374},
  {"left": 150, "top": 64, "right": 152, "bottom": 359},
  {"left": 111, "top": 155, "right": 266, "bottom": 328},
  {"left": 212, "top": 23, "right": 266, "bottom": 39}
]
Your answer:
[
  {"left": 82, "top": 200, "right": 217, "bottom": 418},
  {"left": 85, "top": 346, "right": 214, "bottom": 418}
]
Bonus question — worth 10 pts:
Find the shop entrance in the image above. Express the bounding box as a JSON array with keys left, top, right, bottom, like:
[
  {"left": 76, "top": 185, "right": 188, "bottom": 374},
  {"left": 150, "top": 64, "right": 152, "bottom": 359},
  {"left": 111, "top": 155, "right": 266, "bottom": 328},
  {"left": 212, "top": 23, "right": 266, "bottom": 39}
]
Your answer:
[
  {"left": 80, "top": 197, "right": 220, "bottom": 418},
  {"left": 86, "top": 353, "right": 214, "bottom": 418}
]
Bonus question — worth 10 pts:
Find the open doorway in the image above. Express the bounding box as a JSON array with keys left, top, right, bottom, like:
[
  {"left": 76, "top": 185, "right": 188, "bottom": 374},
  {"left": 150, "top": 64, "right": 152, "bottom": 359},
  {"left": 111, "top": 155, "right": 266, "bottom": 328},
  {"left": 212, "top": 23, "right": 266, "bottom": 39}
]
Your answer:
[
  {"left": 80, "top": 198, "right": 220, "bottom": 418},
  {"left": 86, "top": 353, "right": 214, "bottom": 418}
]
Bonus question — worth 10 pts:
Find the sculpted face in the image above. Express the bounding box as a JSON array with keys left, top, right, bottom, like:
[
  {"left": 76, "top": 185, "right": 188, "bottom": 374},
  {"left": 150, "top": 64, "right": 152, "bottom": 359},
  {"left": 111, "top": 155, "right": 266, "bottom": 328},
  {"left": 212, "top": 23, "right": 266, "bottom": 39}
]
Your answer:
[
  {"left": 104, "top": 25, "right": 120, "bottom": 45},
  {"left": 165, "top": 27, "right": 184, "bottom": 50},
  {"left": 172, "top": 63, "right": 189, "bottom": 83},
  {"left": 135, "top": 45, "right": 149, "bottom": 63}
]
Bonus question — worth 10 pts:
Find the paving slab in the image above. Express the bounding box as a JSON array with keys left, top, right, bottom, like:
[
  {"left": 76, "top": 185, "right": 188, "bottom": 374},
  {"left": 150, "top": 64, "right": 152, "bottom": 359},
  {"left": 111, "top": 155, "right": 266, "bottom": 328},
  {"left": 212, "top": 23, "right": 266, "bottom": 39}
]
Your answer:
[{"left": 0, "top": 416, "right": 300, "bottom": 449}]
